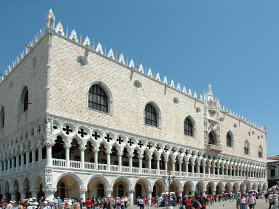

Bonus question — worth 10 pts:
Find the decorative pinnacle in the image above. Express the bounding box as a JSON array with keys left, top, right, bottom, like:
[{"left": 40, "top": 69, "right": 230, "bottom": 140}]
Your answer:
[
  {"left": 208, "top": 82, "right": 213, "bottom": 97},
  {"left": 46, "top": 8, "right": 55, "bottom": 28}
]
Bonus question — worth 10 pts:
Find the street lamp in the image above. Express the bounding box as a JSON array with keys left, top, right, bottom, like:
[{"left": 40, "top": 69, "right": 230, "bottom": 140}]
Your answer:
[{"left": 163, "top": 171, "right": 175, "bottom": 209}]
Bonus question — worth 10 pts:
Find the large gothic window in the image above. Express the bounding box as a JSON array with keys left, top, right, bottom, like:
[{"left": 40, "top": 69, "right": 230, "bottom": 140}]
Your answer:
[
  {"left": 258, "top": 146, "right": 263, "bottom": 158},
  {"left": 226, "top": 132, "right": 233, "bottom": 147},
  {"left": 244, "top": 140, "right": 250, "bottom": 155},
  {"left": 184, "top": 117, "right": 193, "bottom": 136},
  {"left": 19, "top": 87, "right": 29, "bottom": 113},
  {"left": 208, "top": 131, "right": 216, "bottom": 145},
  {"left": 144, "top": 103, "right": 158, "bottom": 127},
  {"left": 88, "top": 85, "right": 108, "bottom": 113},
  {"left": 0, "top": 107, "right": 4, "bottom": 128}
]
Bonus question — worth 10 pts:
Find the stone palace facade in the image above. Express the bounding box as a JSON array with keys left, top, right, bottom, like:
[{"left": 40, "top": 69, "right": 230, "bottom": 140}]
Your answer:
[{"left": 0, "top": 9, "right": 267, "bottom": 203}]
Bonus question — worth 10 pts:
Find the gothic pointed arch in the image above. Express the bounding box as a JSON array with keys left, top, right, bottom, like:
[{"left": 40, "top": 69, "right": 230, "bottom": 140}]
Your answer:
[
  {"left": 226, "top": 131, "right": 234, "bottom": 147},
  {"left": 19, "top": 87, "right": 29, "bottom": 113},
  {"left": 258, "top": 145, "right": 263, "bottom": 158},
  {"left": 144, "top": 102, "right": 161, "bottom": 127},
  {"left": 184, "top": 116, "right": 196, "bottom": 137},
  {"left": 208, "top": 130, "right": 217, "bottom": 145},
  {"left": 244, "top": 140, "right": 250, "bottom": 155},
  {"left": 88, "top": 81, "right": 113, "bottom": 114}
]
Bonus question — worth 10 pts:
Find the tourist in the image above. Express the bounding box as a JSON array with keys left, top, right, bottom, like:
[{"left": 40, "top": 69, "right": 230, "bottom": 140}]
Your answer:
[
  {"left": 247, "top": 194, "right": 256, "bottom": 209},
  {"left": 138, "top": 197, "right": 144, "bottom": 209},
  {"left": 235, "top": 192, "right": 241, "bottom": 209},
  {"left": 146, "top": 198, "right": 151, "bottom": 209},
  {"left": 272, "top": 191, "right": 278, "bottom": 209},
  {"left": 71, "top": 202, "right": 80, "bottom": 209},
  {"left": 240, "top": 195, "right": 247, "bottom": 209},
  {"left": 85, "top": 198, "right": 92, "bottom": 209},
  {"left": 40, "top": 201, "right": 52, "bottom": 209},
  {"left": 189, "top": 196, "right": 202, "bottom": 209}
]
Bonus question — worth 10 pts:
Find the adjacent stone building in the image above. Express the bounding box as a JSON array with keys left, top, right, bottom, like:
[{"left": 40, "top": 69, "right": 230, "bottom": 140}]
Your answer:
[
  {"left": 0, "top": 9, "right": 267, "bottom": 202},
  {"left": 267, "top": 156, "right": 279, "bottom": 188}
]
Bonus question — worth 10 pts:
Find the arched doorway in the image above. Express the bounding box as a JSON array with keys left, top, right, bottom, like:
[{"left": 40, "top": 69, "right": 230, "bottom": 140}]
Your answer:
[
  {"left": 206, "top": 182, "right": 215, "bottom": 195},
  {"left": 13, "top": 180, "right": 20, "bottom": 201},
  {"left": 87, "top": 176, "right": 107, "bottom": 198},
  {"left": 23, "top": 178, "right": 31, "bottom": 199},
  {"left": 183, "top": 181, "right": 194, "bottom": 196},
  {"left": 134, "top": 179, "right": 148, "bottom": 198},
  {"left": 216, "top": 182, "right": 224, "bottom": 195},
  {"left": 240, "top": 183, "right": 245, "bottom": 193},
  {"left": 233, "top": 183, "right": 239, "bottom": 194},
  {"left": 4, "top": 181, "right": 10, "bottom": 200},
  {"left": 33, "top": 175, "right": 45, "bottom": 199},
  {"left": 112, "top": 178, "right": 130, "bottom": 198},
  {"left": 55, "top": 175, "right": 80, "bottom": 199},
  {"left": 152, "top": 180, "right": 164, "bottom": 197},
  {"left": 195, "top": 181, "right": 204, "bottom": 196}
]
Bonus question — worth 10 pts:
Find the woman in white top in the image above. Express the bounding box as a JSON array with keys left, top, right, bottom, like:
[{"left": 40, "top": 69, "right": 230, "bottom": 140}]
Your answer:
[
  {"left": 247, "top": 194, "right": 256, "bottom": 209},
  {"left": 240, "top": 195, "right": 247, "bottom": 209}
]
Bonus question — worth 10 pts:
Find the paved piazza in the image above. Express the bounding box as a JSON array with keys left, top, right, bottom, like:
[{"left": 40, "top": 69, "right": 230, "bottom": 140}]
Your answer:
[{"left": 128, "top": 199, "right": 268, "bottom": 209}]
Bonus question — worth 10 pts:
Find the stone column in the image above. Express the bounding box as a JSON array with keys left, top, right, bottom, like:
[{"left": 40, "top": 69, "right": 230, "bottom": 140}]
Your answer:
[
  {"left": 11, "top": 192, "right": 16, "bottom": 201},
  {"left": 164, "top": 157, "right": 168, "bottom": 172},
  {"left": 172, "top": 157, "right": 176, "bottom": 174},
  {"left": 212, "top": 163, "right": 215, "bottom": 177},
  {"left": 80, "top": 147, "right": 85, "bottom": 169},
  {"left": 21, "top": 154, "right": 24, "bottom": 171},
  {"left": 46, "top": 145, "right": 52, "bottom": 167},
  {"left": 217, "top": 165, "right": 220, "bottom": 176},
  {"left": 16, "top": 155, "right": 19, "bottom": 172},
  {"left": 107, "top": 151, "right": 111, "bottom": 171},
  {"left": 38, "top": 146, "right": 43, "bottom": 161},
  {"left": 106, "top": 189, "right": 113, "bottom": 198},
  {"left": 128, "top": 190, "right": 134, "bottom": 206},
  {"left": 32, "top": 149, "right": 36, "bottom": 167},
  {"left": 139, "top": 155, "right": 143, "bottom": 174},
  {"left": 202, "top": 162, "right": 206, "bottom": 177},
  {"left": 80, "top": 189, "right": 86, "bottom": 200},
  {"left": 7, "top": 158, "right": 10, "bottom": 170},
  {"left": 129, "top": 153, "right": 133, "bottom": 173},
  {"left": 148, "top": 155, "right": 152, "bottom": 172},
  {"left": 157, "top": 158, "right": 160, "bottom": 174},
  {"left": 178, "top": 159, "right": 182, "bottom": 174},
  {"left": 197, "top": 162, "right": 200, "bottom": 174},
  {"left": 94, "top": 149, "right": 99, "bottom": 169},
  {"left": 147, "top": 191, "right": 152, "bottom": 199},
  {"left": 65, "top": 146, "right": 70, "bottom": 167},
  {"left": 185, "top": 158, "right": 188, "bottom": 177},
  {"left": 43, "top": 188, "right": 56, "bottom": 202},
  {"left": 118, "top": 153, "right": 122, "bottom": 172},
  {"left": 191, "top": 160, "right": 195, "bottom": 174},
  {"left": 30, "top": 189, "right": 39, "bottom": 199}
]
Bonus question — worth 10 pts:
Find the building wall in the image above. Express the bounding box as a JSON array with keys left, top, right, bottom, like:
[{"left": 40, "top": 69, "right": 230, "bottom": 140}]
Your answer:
[
  {"left": 47, "top": 34, "right": 266, "bottom": 162},
  {"left": 0, "top": 36, "right": 49, "bottom": 140}
]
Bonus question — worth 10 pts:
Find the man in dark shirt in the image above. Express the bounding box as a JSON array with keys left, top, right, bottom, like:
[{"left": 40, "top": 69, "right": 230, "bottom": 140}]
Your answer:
[{"left": 189, "top": 196, "right": 202, "bottom": 209}]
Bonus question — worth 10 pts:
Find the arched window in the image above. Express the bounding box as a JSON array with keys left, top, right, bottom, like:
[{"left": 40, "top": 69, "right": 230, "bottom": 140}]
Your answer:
[
  {"left": 226, "top": 132, "right": 233, "bottom": 147},
  {"left": 145, "top": 103, "right": 158, "bottom": 127},
  {"left": 88, "top": 85, "right": 108, "bottom": 113},
  {"left": 244, "top": 141, "right": 250, "bottom": 155},
  {"left": 208, "top": 131, "right": 216, "bottom": 145},
  {"left": 258, "top": 146, "right": 263, "bottom": 158},
  {"left": 20, "top": 87, "right": 29, "bottom": 113},
  {"left": 0, "top": 107, "right": 4, "bottom": 128},
  {"left": 184, "top": 117, "right": 193, "bottom": 136}
]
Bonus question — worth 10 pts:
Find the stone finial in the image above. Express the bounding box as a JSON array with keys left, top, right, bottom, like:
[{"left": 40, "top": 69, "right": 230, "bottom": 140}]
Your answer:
[
  {"left": 182, "top": 86, "right": 187, "bottom": 94},
  {"left": 194, "top": 92, "right": 197, "bottom": 98},
  {"left": 147, "top": 68, "right": 153, "bottom": 78},
  {"left": 46, "top": 8, "right": 55, "bottom": 28},
  {"left": 177, "top": 83, "right": 181, "bottom": 91},
  {"left": 170, "top": 80, "right": 175, "bottom": 88},
  {"left": 200, "top": 94, "right": 203, "bottom": 100},
  {"left": 108, "top": 49, "right": 115, "bottom": 60},
  {"left": 163, "top": 76, "right": 168, "bottom": 85},
  {"left": 208, "top": 82, "right": 213, "bottom": 97},
  {"left": 138, "top": 64, "right": 144, "bottom": 73},
  {"left": 155, "top": 73, "right": 161, "bottom": 81},
  {"left": 129, "top": 59, "right": 135, "bottom": 68},
  {"left": 55, "top": 22, "right": 64, "bottom": 36},
  {"left": 96, "top": 42, "right": 104, "bottom": 55},
  {"left": 188, "top": 89, "right": 192, "bottom": 96},
  {"left": 69, "top": 30, "right": 78, "bottom": 42},
  {"left": 118, "top": 53, "right": 125, "bottom": 64},
  {"left": 83, "top": 36, "right": 90, "bottom": 47}
]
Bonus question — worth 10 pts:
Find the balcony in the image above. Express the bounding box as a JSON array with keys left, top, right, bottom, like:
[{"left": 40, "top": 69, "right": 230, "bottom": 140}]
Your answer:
[{"left": 205, "top": 143, "right": 222, "bottom": 152}]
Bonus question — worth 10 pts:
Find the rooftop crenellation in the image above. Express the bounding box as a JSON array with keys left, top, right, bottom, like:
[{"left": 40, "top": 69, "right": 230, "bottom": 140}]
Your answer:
[{"left": 0, "top": 9, "right": 266, "bottom": 133}]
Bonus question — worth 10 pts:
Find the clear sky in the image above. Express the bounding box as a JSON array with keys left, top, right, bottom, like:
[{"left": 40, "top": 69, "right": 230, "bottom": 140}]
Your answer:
[{"left": 0, "top": 0, "right": 278, "bottom": 157}]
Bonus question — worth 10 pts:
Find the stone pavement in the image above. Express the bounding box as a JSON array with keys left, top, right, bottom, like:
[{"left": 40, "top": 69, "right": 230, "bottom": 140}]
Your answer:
[{"left": 128, "top": 199, "right": 268, "bottom": 209}]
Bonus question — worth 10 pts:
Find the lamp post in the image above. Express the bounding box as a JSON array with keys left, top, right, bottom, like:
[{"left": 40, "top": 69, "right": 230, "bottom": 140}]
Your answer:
[{"left": 163, "top": 171, "right": 175, "bottom": 209}]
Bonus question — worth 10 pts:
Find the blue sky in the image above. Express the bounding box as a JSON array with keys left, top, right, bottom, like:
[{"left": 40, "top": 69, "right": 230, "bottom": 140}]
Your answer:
[{"left": 0, "top": 1, "right": 278, "bottom": 157}]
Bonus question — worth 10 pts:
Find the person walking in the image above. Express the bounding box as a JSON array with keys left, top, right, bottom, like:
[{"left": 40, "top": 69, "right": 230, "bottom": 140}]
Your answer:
[
  {"left": 235, "top": 193, "right": 241, "bottom": 209},
  {"left": 240, "top": 195, "right": 247, "bottom": 209},
  {"left": 247, "top": 194, "right": 256, "bottom": 209}
]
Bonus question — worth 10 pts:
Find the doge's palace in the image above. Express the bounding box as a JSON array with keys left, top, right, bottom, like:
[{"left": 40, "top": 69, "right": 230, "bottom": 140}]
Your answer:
[{"left": 0, "top": 9, "right": 267, "bottom": 203}]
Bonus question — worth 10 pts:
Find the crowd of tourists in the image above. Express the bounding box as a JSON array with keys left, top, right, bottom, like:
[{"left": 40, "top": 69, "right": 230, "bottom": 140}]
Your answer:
[{"left": 0, "top": 187, "right": 279, "bottom": 209}]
